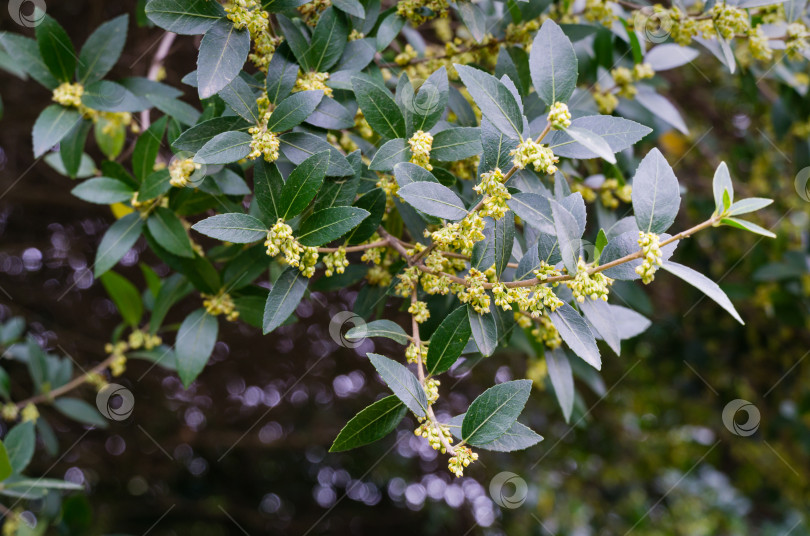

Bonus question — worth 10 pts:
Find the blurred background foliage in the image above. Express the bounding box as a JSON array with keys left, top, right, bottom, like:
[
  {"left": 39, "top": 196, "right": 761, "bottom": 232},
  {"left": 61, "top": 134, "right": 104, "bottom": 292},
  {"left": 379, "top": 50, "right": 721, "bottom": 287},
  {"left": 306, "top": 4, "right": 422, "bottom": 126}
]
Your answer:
[{"left": 0, "top": 0, "right": 809, "bottom": 534}]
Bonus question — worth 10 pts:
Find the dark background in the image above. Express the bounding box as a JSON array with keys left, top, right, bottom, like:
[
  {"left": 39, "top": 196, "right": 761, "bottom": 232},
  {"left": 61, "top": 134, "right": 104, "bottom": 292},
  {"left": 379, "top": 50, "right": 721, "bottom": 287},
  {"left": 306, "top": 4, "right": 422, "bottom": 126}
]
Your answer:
[{"left": 1, "top": 1, "right": 809, "bottom": 534}]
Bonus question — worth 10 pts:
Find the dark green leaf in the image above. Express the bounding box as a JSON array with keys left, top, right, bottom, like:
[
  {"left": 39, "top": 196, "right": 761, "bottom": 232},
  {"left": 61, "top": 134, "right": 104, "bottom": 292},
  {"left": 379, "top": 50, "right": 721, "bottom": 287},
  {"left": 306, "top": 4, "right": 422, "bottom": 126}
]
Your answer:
[
  {"left": 145, "top": 0, "right": 225, "bottom": 34},
  {"left": 71, "top": 177, "right": 133, "bottom": 204},
  {"left": 4, "top": 422, "right": 35, "bottom": 474},
  {"left": 306, "top": 7, "right": 349, "bottom": 72},
  {"left": 77, "top": 14, "right": 129, "bottom": 84},
  {"left": 398, "top": 182, "right": 467, "bottom": 221},
  {"left": 53, "top": 398, "right": 108, "bottom": 428},
  {"left": 36, "top": 14, "right": 75, "bottom": 82},
  {"left": 191, "top": 213, "right": 267, "bottom": 243},
  {"left": 266, "top": 90, "right": 324, "bottom": 132},
  {"left": 468, "top": 305, "right": 497, "bottom": 356},
  {"left": 461, "top": 379, "right": 532, "bottom": 445},
  {"left": 194, "top": 131, "right": 252, "bottom": 164},
  {"left": 280, "top": 151, "right": 330, "bottom": 219},
  {"left": 549, "top": 302, "right": 601, "bottom": 370},
  {"left": 197, "top": 19, "right": 250, "bottom": 98},
  {"left": 60, "top": 120, "right": 92, "bottom": 179},
  {"left": 263, "top": 267, "right": 308, "bottom": 334},
  {"left": 426, "top": 307, "right": 471, "bottom": 375},
  {"left": 632, "top": 148, "right": 681, "bottom": 234},
  {"left": 172, "top": 116, "right": 250, "bottom": 153},
  {"left": 297, "top": 206, "right": 370, "bottom": 246},
  {"left": 100, "top": 271, "right": 144, "bottom": 327},
  {"left": 132, "top": 116, "right": 168, "bottom": 182},
  {"left": 219, "top": 75, "right": 260, "bottom": 123},
  {"left": 94, "top": 212, "right": 144, "bottom": 277},
  {"left": 0, "top": 34, "right": 59, "bottom": 89},
  {"left": 530, "top": 20, "right": 578, "bottom": 105},
  {"left": 279, "top": 132, "right": 354, "bottom": 176},
  {"left": 369, "top": 138, "right": 410, "bottom": 171},
  {"left": 367, "top": 353, "right": 427, "bottom": 417},
  {"left": 546, "top": 349, "right": 574, "bottom": 422},
  {"left": 455, "top": 64, "right": 523, "bottom": 140},
  {"left": 431, "top": 127, "right": 482, "bottom": 162},
  {"left": 329, "top": 395, "right": 406, "bottom": 452},
  {"left": 352, "top": 76, "right": 406, "bottom": 139},
  {"left": 148, "top": 207, "right": 195, "bottom": 258},
  {"left": 254, "top": 160, "right": 284, "bottom": 223},
  {"left": 346, "top": 319, "right": 409, "bottom": 345},
  {"left": 346, "top": 188, "right": 386, "bottom": 244},
  {"left": 449, "top": 414, "right": 543, "bottom": 452},
  {"left": 32, "top": 104, "right": 82, "bottom": 158},
  {"left": 265, "top": 43, "right": 299, "bottom": 104},
  {"left": 150, "top": 274, "right": 193, "bottom": 334},
  {"left": 176, "top": 309, "right": 219, "bottom": 387}
]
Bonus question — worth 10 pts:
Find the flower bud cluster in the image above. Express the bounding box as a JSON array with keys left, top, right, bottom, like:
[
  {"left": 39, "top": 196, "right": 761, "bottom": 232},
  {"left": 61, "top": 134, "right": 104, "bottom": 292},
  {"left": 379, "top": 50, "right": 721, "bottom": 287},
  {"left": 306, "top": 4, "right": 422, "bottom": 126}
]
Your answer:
[
  {"left": 414, "top": 418, "right": 453, "bottom": 453},
  {"left": 294, "top": 71, "right": 333, "bottom": 97},
  {"left": 52, "top": 82, "right": 84, "bottom": 108},
  {"left": 429, "top": 213, "right": 486, "bottom": 256},
  {"left": 456, "top": 268, "right": 491, "bottom": 314},
  {"left": 203, "top": 291, "right": 240, "bottom": 322},
  {"left": 566, "top": 258, "right": 614, "bottom": 302},
  {"left": 265, "top": 220, "right": 319, "bottom": 277},
  {"left": 169, "top": 158, "right": 200, "bottom": 188},
  {"left": 636, "top": 231, "right": 664, "bottom": 284},
  {"left": 474, "top": 168, "right": 511, "bottom": 220},
  {"left": 396, "top": 0, "right": 450, "bottom": 25},
  {"left": 510, "top": 139, "right": 558, "bottom": 174},
  {"left": 405, "top": 342, "right": 428, "bottom": 364},
  {"left": 710, "top": 3, "right": 749, "bottom": 40},
  {"left": 448, "top": 445, "right": 478, "bottom": 477},
  {"left": 408, "top": 130, "right": 434, "bottom": 170},
  {"left": 531, "top": 314, "right": 562, "bottom": 350},
  {"left": 584, "top": 0, "right": 616, "bottom": 26},
  {"left": 323, "top": 247, "right": 349, "bottom": 277},
  {"left": 424, "top": 378, "right": 440, "bottom": 405},
  {"left": 548, "top": 102, "right": 572, "bottom": 130},
  {"left": 408, "top": 300, "right": 431, "bottom": 323}
]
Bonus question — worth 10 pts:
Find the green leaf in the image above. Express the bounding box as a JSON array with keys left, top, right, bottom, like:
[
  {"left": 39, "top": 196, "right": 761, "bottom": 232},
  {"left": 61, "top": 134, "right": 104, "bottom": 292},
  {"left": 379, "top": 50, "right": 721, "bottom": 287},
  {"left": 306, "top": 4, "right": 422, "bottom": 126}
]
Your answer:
[
  {"left": 276, "top": 15, "right": 312, "bottom": 70},
  {"left": 100, "top": 271, "right": 144, "bottom": 327},
  {"left": 431, "top": 127, "right": 482, "bottom": 162},
  {"left": 306, "top": 93, "right": 355, "bottom": 130},
  {"left": 0, "top": 33, "right": 59, "bottom": 89},
  {"left": 449, "top": 415, "right": 542, "bottom": 452},
  {"left": 398, "top": 182, "right": 467, "bottom": 221},
  {"left": 139, "top": 169, "right": 172, "bottom": 201},
  {"left": 408, "top": 66, "right": 449, "bottom": 132},
  {"left": 720, "top": 217, "right": 776, "bottom": 238},
  {"left": 351, "top": 76, "right": 406, "bottom": 139},
  {"left": 367, "top": 353, "right": 427, "bottom": 417},
  {"left": 461, "top": 379, "right": 532, "bottom": 445},
  {"left": 219, "top": 75, "right": 260, "bottom": 124},
  {"left": 546, "top": 116, "right": 652, "bottom": 158},
  {"left": 60, "top": 120, "right": 92, "bottom": 179},
  {"left": 346, "top": 188, "right": 386, "bottom": 244},
  {"left": 132, "top": 116, "right": 168, "bottom": 183},
  {"left": 426, "top": 307, "right": 472, "bottom": 375},
  {"left": 150, "top": 274, "right": 193, "bottom": 334},
  {"left": 468, "top": 305, "right": 498, "bottom": 357},
  {"left": 530, "top": 20, "right": 578, "bottom": 105},
  {"left": 369, "top": 138, "right": 410, "bottom": 171},
  {"left": 549, "top": 302, "right": 601, "bottom": 370},
  {"left": 346, "top": 319, "right": 409, "bottom": 345},
  {"left": 329, "top": 395, "right": 406, "bottom": 452},
  {"left": 580, "top": 298, "right": 620, "bottom": 355},
  {"left": 727, "top": 197, "right": 773, "bottom": 216},
  {"left": 550, "top": 199, "right": 582, "bottom": 274},
  {"left": 393, "top": 161, "right": 440, "bottom": 187},
  {"left": 506, "top": 192, "right": 555, "bottom": 234},
  {"left": 632, "top": 148, "right": 681, "bottom": 234},
  {"left": 148, "top": 207, "right": 196, "bottom": 258},
  {"left": 306, "top": 7, "right": 349, "bottom": 72},
  {"left": 176, "top": 309, "right": 219, "bottom": 387},
  {"left": 77, "top": 14, "right": 129, "bottom": 84},
  {"left": 332, "top": 0, "right": 365, "bottom": 18},
  {"left": 191, "top": 213, "right": 267, "bottom": 243},
  {"left": 0, "top": 440, "right": 13, "bottom": 481},
  {"left": 194, "top": 130, "right": 252, "bottom": 164},
  {"left": 265, "top": 43, "right": 299, "bottom": 104},
  {"left": 712, "top": 161, "right": 734, "bottom": 215},
  {"left": 455, "top": 64, "right": 523, "bottom": 140},
  {"left": 661, "top": 262, "right": 744, "bottom": 324},
  {"left": 94, "top": 212, "right": 145, "bottom": 277},
  {"left": 197, "top": 18, "right": 250, "bottom": 99},
  {"left": 32, "top": 104, "right": 82, "bottom": 158},
  {"left": 594, "top": 228, "right": 608, "bottom": 262},
  {"left": 279, "top": 151, "right": 329, "bottom": 219},
  {"left": 564, "top": 126, "right": 616, "bottom": 164},
  {"left": 546, "top": 349, "right": 574, "bottom": 422},
  {"left": 145, "top": 0, "right": 225, "bottom": 35},
  {"left": 4, "top": 422, "right": 35, "bottom": 474},
  {"left": 3, "top": 477, "right": 83, "bottom": 491},
  {"left": 71, "top": 177, "right": 134, "bottom": 204},
  {"left": 266, "top": 90, "right": 324, "bottom": 132},
  {"left": 263, "top": 267, "right": 308, "bottom": 334},
  {"left": 297, "top": 206, "right": 370, "bottom": 246},
  {"left": 279, "top": 132, "right": 354, "bottom": 176},
  {"left": 375, "top": 12, "right": 405, "bottom": 51},
  {"left": 493, "top": 213, "right": 515, "bottom": 277},
  {"left": 254, "top": 160, "right": 284, "bottom": 223},
  {"left": 172, "top": 116, "right": 250, "bottom": 153},
  {"left": 36, "top": 14, "right": 76, "bottom": 82},
  {"left": 53, "top": 398, "right": 109, "bottom": 427}
]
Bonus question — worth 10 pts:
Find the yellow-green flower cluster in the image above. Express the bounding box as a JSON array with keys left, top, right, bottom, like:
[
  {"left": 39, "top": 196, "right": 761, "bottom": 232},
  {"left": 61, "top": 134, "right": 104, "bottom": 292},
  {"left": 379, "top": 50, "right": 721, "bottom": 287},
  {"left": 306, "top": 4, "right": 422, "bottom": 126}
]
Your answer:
[
  {"left": 294, "top": 71, "right": 333, "bottom": 97},
  {"left": 52, "top": 82, "right": 84, "bottom": 108},
  {"left": 598, "top": 179, "right": 632, "bottom": 208},
  {"left": 21, "top": 403, "right": 39, "bottom": 423},
  {"left": 396, "top": 0, "right": 449, "bottom": 25},
  {"left": 248, "top": 123, "right": 281, "bottom": 163},
  {"left": 448, "top": 445, "right": 478, "bottom": 477},
  {"left": 786, "top": 22, "right": 810, "bottom": 60},
  {"left": 531, "top": 313, "right": 562, "bottom": 349},
  {"left": 265, "top": 220, "right": 319, "bottom": 277},
  {"left": 414, "top": 418, "right": 453, "bottom": 453},
  {"left": 128, "top": 329, "right": 162, "bottom": 351},
  {"left": 409, "top": 130, "right": 434, "bottom": 170},
  {"left": 203, "top": 290, "right": 240, "bottom": 322},
  {"left": 584, "top": 0, "right": 616, "bottom": 27},
  {"left": 636, "top": 231, "right": 664, "bottom": 284},
  {"left": 548, "top": 102, "right": 572, "bottom": 130},
  {"left": 395, "top": 266, "right": 421, "bottom": 297},
  {"left": 474, "top": 168, "right": 511, "bottom": 219},
  {"left": 169, "top": 158, "right": 200, "bottom": 188},
  {"left": 225, "top": 0, "right": 280, "bottom": 71},
  {"left": 566, "top": 258, "right": 614, "bottom": 302},
  {"left": 409, "top": 300, "right": 431, "bottom": 323},
  {"left": 323, "top": 247, "right": 349, "bottom": 277},
  {"left": 1, "top": 403, "right": 18, "bottom": 421},
  {"left": 510, "top": 139, "right": 558, "bottom": 174},
  {"left": 424, "top": 378, "right": 440, "bottom": 405},
  {"left": 395, "top": 44, "right": 419, "bottom": 66},
  {"left": 710, "top": 3, "right": 749, "bottom": 40},
  {"left": 429, "top": 213, "right": 486, "bottom": 255},
  {"left": 456, "top": 268, "right": 491, "bottom": 314},
  {"left": 593, "top": 83, "right": 619, "bottom": 114},
  {"left": 748, "top": 26, "right": 773, "bottom": 61},
  {"left": 406, "top": 342, "right": 428, "bottom": 364},
  {"left": 298, "top": 0, "right": 331, "bottom": 25},
  {"left": 492, "top": 283, "right": 563, "bottom": 316}
]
